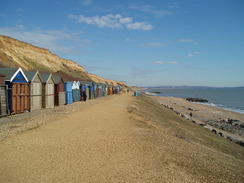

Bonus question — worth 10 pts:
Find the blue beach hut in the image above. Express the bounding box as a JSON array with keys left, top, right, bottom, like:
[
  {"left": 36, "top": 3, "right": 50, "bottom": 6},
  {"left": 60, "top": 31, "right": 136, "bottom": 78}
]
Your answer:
[{"left": 65, "top": 82, "right": 73, "bottom": 104}]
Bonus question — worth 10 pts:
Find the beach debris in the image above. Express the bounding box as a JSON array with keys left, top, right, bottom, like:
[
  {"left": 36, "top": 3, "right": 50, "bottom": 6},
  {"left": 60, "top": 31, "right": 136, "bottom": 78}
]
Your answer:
[
  {"left": 186, "top": 98, "right": 208, "bottom": 103},
  {"left": 187, "top": 108, "right": 198, "bottom": 111},
  {"left": 205, "top": 119, "right": 244, "bottom": 136},
  {"left": 160, "top": 99, "right": 244, "bottom": 146}
]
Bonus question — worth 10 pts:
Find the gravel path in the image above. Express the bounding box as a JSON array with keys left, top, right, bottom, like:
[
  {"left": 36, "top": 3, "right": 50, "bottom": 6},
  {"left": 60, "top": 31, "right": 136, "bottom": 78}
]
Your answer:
[
  {"left": 0, "top": 93, "right": 243, "bottom": 183},
  {"left": 0, "top": 93, "right": 170, "bottom": 182}
]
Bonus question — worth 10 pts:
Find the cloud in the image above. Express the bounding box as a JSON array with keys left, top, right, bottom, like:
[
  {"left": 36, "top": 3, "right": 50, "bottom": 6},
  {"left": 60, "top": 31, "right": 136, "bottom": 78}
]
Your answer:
[
  {"left": 125, "top": 38, "right": 131, "bottom": 42},
  {"left": 153, "top": 61, "right": 164, "bottom": 64},
  {"left": 179, "top": 39, "right": 198, "bottom": 45},
  {"left": 129, "top": 4, "right": 172, "bottom": 17},
  {"left": 82, "top": 0, "right": 92, "bottom": 6},
  {"left": 188, "top": 51, "right": 200, "bottom": 57},
  {"left": 168, "top": 61, "right": 179, "bottom": 64},
  {"left": 153, "top": 60, "right": 179, "bottom": 65},
  {"left": 69, "top": 14, "right": 153, "bottom": 31},
  {"left": 0, "top": 26, "right": 87, "bottom": 54},
  {"left": 141, "top": 42, "right": 164, "bottom": 47}
]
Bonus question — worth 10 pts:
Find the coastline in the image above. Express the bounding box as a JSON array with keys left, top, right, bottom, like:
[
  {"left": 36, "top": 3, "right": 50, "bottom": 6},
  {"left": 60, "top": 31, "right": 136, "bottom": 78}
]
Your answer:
[{"left": 149, "top": 95, "right": 244, "bottom": 144}]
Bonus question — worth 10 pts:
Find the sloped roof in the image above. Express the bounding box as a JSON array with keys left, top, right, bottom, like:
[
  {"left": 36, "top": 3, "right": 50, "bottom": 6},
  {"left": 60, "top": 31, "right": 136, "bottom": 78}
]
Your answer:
[
  {"left": 53, "top": 75, "right": 61, "bottom": 84},
  {"left": 24, "top": 70, "right": 42, "bottom": 83},
  {"left": 40, "top": 73, "right": 54, "bottom": 84},
  {"left": 0, "top": 67, "right": 28, "bottom": 82}
]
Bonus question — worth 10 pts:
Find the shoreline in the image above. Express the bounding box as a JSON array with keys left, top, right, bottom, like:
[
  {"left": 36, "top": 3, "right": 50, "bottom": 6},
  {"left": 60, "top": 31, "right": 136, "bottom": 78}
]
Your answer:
[
  {"left": 143, "top": 91, "right": 244, "bottom": 115},
  {"left": 149, "top": 95, "right": 244, "bottom": 145}
]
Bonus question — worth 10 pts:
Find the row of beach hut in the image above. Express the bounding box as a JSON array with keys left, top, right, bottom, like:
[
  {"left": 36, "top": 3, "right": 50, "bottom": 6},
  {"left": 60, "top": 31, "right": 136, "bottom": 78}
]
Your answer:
[{"left": 0, "top": 68, "right": 122, "bottom": 117}]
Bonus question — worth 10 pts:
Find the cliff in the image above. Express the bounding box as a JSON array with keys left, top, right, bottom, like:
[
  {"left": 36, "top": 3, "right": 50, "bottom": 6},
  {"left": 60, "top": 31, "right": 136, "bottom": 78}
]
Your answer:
[{"left": 0, "top": 34, "right": 127, "bottom": 87}]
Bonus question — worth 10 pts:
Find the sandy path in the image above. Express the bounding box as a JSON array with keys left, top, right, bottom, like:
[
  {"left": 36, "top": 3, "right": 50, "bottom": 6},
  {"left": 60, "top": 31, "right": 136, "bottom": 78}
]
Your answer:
[
  {"left": 1, "top": 93, "right": 243, "bottom": 183},
  {"left": 0, "top": 93, "right": 163, "bottom": 182}
]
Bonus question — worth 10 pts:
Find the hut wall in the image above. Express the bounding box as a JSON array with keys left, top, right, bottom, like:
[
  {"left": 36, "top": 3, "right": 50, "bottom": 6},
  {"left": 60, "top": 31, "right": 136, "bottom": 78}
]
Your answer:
[
  {"left": 72, "top": 89, "right": 80, "bottom": 102},
  {"left": 0, "top": 85, "right": 8, "bottom": 116},
  {"left": 108, "top": 87, "right": 113, "bottom": 95},
  {"left": 46, "top": 82, "right": 54, "bottom": 108},
  {"left": 86, "top": 88, "right": 89, "bottom": 100},
  {"left": 55, "top": 82, "right": 65, "bottom": 106},
  {"left": 30, "top": 81, "right": 42, "bottom": 111},
  {"left": 42, "top": 81, "right": 54, "bottom": 109},
  {"left": 58, "top": 92, "right": 66, "bottom": 105},
  {"left": 65, "top": 82, "right": 73, "bottom": 104},
  {"left": 0, "top": 75, "right": 6, "bottom": 85}
]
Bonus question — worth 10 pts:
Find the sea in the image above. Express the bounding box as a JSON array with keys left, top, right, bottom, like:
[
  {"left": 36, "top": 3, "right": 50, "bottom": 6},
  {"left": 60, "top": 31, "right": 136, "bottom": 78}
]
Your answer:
[{"left": 145, "top": 87, "right": 244, "bottom": 114}]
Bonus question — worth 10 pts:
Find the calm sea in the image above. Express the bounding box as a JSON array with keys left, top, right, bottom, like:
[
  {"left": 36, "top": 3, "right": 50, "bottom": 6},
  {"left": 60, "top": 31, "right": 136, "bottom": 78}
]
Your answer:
[{"left": 145, "top": 87, "right": 244, "bottom": 114}]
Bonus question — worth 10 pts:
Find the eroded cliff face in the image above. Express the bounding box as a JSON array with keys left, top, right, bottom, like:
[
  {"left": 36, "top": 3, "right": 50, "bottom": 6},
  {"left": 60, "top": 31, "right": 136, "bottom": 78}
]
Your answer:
[
  {"left": 0, "top": 35, "right": 128, "bottom": 87},
  {"left": 0, "top": 35, "right": 89, "bottom": 80}
]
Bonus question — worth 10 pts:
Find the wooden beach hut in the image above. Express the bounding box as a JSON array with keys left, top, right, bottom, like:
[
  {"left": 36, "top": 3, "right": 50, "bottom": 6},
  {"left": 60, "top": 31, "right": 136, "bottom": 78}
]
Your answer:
[
  {"left": 96, "top": 84, "right": 102, "bottom": 98},
  {"left": 53, "top": 75, "right": 65, "bottom": 106},
  {"left": 107, "top": 85, "right": 113, "bottom": 95},
  {"left": 40, "top": 74, "right": 55, "bottom": 109},
  {"left": 0, "top": 74, "right": 8, "bottom": 116},
  {"left": 24, "top": 70, "right": 43, "bottom": 111},
  {"left": 0, "top": 68, "right": 29, "bottom": 114},
  {"left": 64, "top": 82, "right": 73, "bottom": 104}
]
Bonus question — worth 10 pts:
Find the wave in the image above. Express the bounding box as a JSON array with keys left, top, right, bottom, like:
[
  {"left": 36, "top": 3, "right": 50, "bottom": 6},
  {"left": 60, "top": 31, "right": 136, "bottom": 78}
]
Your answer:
[{"left": 197, "top": 102, "right": 244, "bottom": 114}]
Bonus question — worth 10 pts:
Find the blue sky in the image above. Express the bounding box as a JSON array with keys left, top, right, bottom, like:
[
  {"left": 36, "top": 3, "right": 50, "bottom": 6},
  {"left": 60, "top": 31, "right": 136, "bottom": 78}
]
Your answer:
[{"left": 1, "top": 0, "right": 244, "bottom": 87}]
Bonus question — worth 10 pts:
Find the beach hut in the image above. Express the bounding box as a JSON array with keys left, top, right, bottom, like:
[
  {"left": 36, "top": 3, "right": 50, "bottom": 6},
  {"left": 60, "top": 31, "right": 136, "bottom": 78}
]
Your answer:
[
  {"left": 80, "top": 81, "right": 94, "bottom": 100},
  {"left": 24, "top": 70, "right": 43, "bottom": 111},
  {"left": 80, "top": 83, "right": 87, "bottom": 101},
  {"left": 90, "top": 82, "right": 95, "bottom": 99},
  {"left": 64, "top": 82, "right": 73, "bottom": 104},
  {"left": 0, "top": 68, "right": 29, "bottom": 114},
  {"left": 53, "top": 76, "right": 65, "bottom": 106},
  {"left": 115, "top": 86, "right": 120, "bottom": 94},
  {"left": 40, "top": 74, "right": 55, "bottom": 109},
  {"left": 96, "top": 84, "right": 102, "bottom": 98},
  {"left": 107, "top": 85, "right": 113, "bottom": 95},
  {"left": 0, "top": 74, "right": 8, "bottom": 116},
  {"left": 72, "top": 81, "right": 81, "bottom": 102}
]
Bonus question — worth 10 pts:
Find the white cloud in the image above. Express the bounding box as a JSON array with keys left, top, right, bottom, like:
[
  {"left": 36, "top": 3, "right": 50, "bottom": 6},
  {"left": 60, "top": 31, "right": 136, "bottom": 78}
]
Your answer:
[
  {"left": 69, "top": 14, "right": 153, "bottom": 31},
  {"left": 168, "top": 61, "right": 179, "bottom": 64},
  {"left": 141, "top": 42, "right": 164, "bottom": 47},
  {"left": 179, "top": 39, "right": 198, "bottom": 45},
  {"left": 82, "top": 0, "right": 92, "bottom": 6},
  {"left": 125, "top": 38, "right": 131, "bottom": 42},
  {"left": 188, "top": 51, "right": 200, "bottom": 57},
  {"left": 153, "top": 61, "right": 164, "bottom": 64},
  {"left": 153, "top": 60, "right": 179, "bottom": 65},
  {"left": 0, "top": 27, "right": 87, "bottom": 54},
  {"left": 126, "top": 22, "right": 153, "bottom": 31},
  {"left": 129, "top": 5, "right": 172, "bottom": 17}
]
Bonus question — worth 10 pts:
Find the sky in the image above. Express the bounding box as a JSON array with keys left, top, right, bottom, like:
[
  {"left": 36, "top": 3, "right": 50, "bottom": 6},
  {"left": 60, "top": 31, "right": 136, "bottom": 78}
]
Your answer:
[{"left": 0, "top": 0, "right": 244, "bottom": 87}]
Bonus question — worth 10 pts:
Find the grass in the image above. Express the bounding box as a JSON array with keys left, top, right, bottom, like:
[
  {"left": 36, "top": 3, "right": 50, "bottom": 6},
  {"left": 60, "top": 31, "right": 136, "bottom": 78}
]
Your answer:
[
  {"left": 129, "top": 93, "right": 244, "bottom": 182},
  {"left": 134, "top": 94, "right": 244, "bottom": 160}
]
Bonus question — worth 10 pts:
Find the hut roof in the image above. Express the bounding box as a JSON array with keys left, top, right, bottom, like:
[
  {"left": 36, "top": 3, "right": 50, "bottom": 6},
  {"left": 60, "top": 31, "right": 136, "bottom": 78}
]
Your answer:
[
  {"left": 53, "top": 75, "right": 62, "bottom": 84},
  {"left": 24, "top": 70, "right": 43, "bottom": 83},
  {"left": 40, "top": 73, "right": 54, "bottom": 84},
  {"left": 0, "top": 68, "right": 28, "bottom": 82}
]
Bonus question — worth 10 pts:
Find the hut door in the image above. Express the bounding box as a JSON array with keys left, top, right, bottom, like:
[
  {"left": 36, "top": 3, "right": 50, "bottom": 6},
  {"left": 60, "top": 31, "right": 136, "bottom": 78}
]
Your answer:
[{"left": 12, "top": 83, "right": 29, "bottom": 114}]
